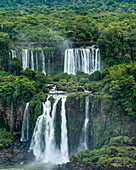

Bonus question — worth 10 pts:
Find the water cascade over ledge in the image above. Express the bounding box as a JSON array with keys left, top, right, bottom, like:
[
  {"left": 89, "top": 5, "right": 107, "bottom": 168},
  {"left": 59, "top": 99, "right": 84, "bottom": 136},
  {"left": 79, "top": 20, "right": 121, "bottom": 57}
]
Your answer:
[
  {"left": 64, "top": 47, "right": 100, "bottom": 75},
  {"left": 21, "top": 102, "right": 30, "bottom": 141},
  {"left": 78, "top": 96, "right": 89, "bottom": 152},
  {"left": 29, "top": 94, "right": 69, "bottom": 164}
]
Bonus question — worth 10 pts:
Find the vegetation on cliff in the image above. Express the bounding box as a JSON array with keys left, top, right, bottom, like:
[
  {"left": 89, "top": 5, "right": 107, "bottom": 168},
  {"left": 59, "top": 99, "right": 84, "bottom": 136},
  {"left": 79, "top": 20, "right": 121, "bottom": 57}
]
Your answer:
[
  {"left": 0, "top": 0, "right": 135, "bottom": 168},
  {"left": 0, "top": 10, "right": 135, "bottom": 71},
  {"left": 70, "top": 136, "right": 136, "bottom": 169}
]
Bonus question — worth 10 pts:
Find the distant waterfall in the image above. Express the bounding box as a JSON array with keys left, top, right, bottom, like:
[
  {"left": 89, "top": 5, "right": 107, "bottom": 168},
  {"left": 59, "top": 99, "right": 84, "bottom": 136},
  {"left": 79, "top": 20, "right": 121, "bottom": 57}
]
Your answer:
[
  {"left": 10, "top": 102, "right": 14, "bottom": 132},
  {"left": 11, "top": 50, "right": 16, "bottom": 58},
  {"left": 60, "top": 96, "right": 69, "bottom": 163},
  {"left": 31, "top": 51, "right": 34, "bottom": 70},
  {"left": 64, "top": 47, "right": 100, "bottom": 75},
  {"left": 36, "top": 52, "right": 38, "bottom": 71},
  {"left": 21, "top": 102, "right": 30, "bottom": 141},
  {"left": 22, "top": 49, "right": 29, "bottom": 70},
  {"left": 29, "top": 95, "right": 69, "bottom": 164},
  {"left": 78, "top": 96, "right": 89, "bottom": 151},
  {"left": 41, "top": 50, "right": 46, "bottom": 75}
]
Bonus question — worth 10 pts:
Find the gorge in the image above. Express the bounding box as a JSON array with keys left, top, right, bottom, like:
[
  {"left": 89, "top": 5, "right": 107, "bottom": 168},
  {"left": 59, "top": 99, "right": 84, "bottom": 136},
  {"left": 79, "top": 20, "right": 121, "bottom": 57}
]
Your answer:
[{"left": 0, "top": 3, "right": 136, "bottom": 169}]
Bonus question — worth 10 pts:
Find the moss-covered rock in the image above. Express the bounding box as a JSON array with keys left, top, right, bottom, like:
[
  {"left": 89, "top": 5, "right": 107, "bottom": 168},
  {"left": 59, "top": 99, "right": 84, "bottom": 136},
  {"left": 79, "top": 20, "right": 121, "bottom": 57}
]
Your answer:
[
  {"left": 66, "top": 92, "right": 89, "bottom": 155},
  {"left": 70, "top": 136, "right": 136, "bottom": 170}
]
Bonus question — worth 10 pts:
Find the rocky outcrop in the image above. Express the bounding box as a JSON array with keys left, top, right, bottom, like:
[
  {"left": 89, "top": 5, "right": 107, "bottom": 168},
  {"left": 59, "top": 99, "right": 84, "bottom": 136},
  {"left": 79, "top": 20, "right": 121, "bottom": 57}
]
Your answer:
[
  {"left": 66, "top": 93, "right": 136, "bottom": 155},
  {"left": 0, "top": 132, "right": 34, "bottom": 166},
  {"left": 0, "top": 102, "right": 25, "bottom": 131}
]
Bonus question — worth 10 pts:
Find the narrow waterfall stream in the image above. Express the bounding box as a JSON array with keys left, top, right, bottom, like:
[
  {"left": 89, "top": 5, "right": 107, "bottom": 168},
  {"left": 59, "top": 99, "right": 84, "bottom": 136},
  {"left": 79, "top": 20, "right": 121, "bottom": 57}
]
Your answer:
[
  {"left": 78, "top": 96, "right": 89, "bottom": 151},
  {"left": 36, "top": 52, "right": 38, "bottom": 71},
  {"left": 42, "top": 50, "right": 46, "bottom": 75},
  {"left": 11, "top": 50, "right": 16, "bottom": 58},
  {"left": 21, "top": 102, "right": 30, "bottom": 141},
  {"left": 29, "top": 94, "right": 69, "bottom": 164},
  {"left": 31, "top": 51, "right": 34, "bottom": 70},
  {"left": 60, "top": 96, "right": 69, "bottom": 163}
]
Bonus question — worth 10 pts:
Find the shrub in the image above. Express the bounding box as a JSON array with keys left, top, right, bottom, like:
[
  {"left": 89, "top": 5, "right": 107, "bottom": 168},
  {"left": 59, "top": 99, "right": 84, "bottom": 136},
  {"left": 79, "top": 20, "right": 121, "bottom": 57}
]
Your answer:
[{"left": 89, "top": 70, "right": 101, "bottom": 81}]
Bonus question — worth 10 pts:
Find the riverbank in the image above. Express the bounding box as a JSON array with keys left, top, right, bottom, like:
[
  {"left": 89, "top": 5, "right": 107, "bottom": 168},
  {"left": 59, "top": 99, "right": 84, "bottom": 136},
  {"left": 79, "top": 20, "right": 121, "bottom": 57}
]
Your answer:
[{"left": 0, "top": 129, "right": 34, "bottom": 167}]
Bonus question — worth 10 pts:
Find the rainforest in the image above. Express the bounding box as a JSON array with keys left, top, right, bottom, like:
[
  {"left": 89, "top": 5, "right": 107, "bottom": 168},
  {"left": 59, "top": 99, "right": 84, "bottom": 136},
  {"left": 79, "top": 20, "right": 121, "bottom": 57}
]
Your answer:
[{"left": 0, "top": 0, "right": 136, "bottom": 169}]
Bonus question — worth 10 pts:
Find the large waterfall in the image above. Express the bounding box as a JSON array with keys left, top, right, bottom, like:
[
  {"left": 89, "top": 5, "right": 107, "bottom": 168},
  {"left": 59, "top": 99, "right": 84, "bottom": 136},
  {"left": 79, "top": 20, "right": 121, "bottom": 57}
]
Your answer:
[
  {"left": 64, "top": 47, "right": 100, "bottom": 75},
  {"left": 78, "top": 96, "right": 89, "bottom": 151},
  {"left": 21, "top": 102, "right": 30, "bottom": 141},
  {"left": 29, "top": 95, "right": 69, "bottom": 164}
]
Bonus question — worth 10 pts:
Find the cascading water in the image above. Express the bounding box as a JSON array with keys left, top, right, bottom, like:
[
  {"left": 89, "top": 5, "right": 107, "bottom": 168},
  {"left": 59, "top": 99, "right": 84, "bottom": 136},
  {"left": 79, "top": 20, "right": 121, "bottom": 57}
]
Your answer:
[
  {"left": 21, "top": 102, "right": 30, "bottom": 141},
  {"left": 22, "top": 49, "right": 29, "bottom": 70},
  {"left": 36, "top": 52, "right": 38, "bottom": 71},
  {"left": 31, "top": 51, "right": 34, "bottom": 70},
  {"left": 10, "top": 102, "right": 14, "bottom": 132},
  {"left": 60, "top": 96, "right": 69, "bottom": 163},
  {"left": 29, "top": 94, "right": 69, "bottom": 164},
  {"left": 64, "top": 47, "right": 100, "bottom": 75},
  {"left": 11, "top": 50, "right": 16, "bottom": 58},
  {"left": 78, "top": 96, "right": 89, "bottom": 151},
  {"left": 41, "top": 50, "right": 46, "bottom": 75}
]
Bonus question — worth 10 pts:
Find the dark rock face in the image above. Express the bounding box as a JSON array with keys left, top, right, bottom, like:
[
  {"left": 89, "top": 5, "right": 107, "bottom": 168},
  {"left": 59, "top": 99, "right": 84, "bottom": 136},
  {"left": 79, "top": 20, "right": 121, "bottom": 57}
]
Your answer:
[
  {"left": 66, "top": 93, "right": 86, "bottom": 156},
  {"left": 0, "top": 133, "right": 34, "bottom": 167},
  {"left": 66, "top": 94, "right": 136, "bottom": 155},
  {"left": 0, "top": 102, "right": 25, "bottom": 131}
]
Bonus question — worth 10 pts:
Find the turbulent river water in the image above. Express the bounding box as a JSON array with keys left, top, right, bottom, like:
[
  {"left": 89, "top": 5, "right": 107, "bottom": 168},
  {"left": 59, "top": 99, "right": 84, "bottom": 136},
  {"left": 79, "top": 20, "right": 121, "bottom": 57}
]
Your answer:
[{"left": 0, "top": 162, "right": 58, "bottom": 170}]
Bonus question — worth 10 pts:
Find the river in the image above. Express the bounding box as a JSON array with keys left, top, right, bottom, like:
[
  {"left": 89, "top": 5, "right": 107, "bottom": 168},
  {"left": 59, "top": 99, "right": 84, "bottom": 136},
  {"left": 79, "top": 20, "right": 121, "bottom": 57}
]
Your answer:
[{"left": 0, "top": 162, "right": 57, "bottom": 170}]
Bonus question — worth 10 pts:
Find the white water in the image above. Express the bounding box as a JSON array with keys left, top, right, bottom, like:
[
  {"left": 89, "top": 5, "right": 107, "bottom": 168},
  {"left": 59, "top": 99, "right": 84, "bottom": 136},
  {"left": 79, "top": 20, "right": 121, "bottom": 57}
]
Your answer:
[
  {"left": 36, "top": 52, "right": 38, "bottom": 71},
  {"left": 21, "top": 102, "right": 30, "bottom": 141},
  {"left": 29, "top": 95, "right": 69, "bottom": 164},
  {"left": 42, "top": 50, "right": 46, "bottom": 75},
  {"left": 64, "top": 47, "right": 100, "bottom": 75},
  {"left": 48, "top": 59, "right": 50, "bottom": 76},
  {"left": 11, "top": 50, "right": 16, "bottom": 58},
  {"left": 10, "top": 102, "right": 14, "bottom": 132},
  {"left": 78, "top": 96, "right": 89, "bottom": 151},
  {"left": 60, "top": 96, "right": 69, "bottom": 163},
  {"left": 22, "top": 49, "right": 29, "bottom": 70},
  {"left": 31, "top": 51, "right": 34, "bottom": 70}
]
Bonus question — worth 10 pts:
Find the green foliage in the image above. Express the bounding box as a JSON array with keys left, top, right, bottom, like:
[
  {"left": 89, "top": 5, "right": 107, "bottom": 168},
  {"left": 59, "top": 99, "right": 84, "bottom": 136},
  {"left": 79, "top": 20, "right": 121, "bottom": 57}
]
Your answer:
[
  {"left": 109, "top": 136, "right": 132, "bottom": 146},
  {"left": 109, "top": 75, "right": 136, "bottom": 117},
  {"left": 79, "top": 78, "right": 89, "bottom": 85},
  {"left": 70, "top": 136, "right": 136, "bottom": 169},
  {"left": 53, "top": 73, "right": 69, "bottom": 82},
  {"left": 56, "top": 79, "right": 67, "bottom": 91},
  {"left": 15, "top": 77, "right": 36, "bottom": 102},
  {"left": 21, "top": 68, "right": 36, "bottom": 80},
  {"left": 10, "top": 57, "right": 23, "bottom": 75},
  {"left": 0, "top": 129, "right": 13, "bottom": 149},
  {"left": 89, "top": 70, "right": 101, "bottom": 81},
  {"left": 66, "top": 80, "right": 80, "bottom": 92}
]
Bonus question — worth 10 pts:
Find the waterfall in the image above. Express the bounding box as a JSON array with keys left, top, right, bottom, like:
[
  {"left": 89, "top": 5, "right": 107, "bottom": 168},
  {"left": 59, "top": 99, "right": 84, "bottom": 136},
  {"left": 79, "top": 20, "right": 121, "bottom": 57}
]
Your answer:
[
  {"left": 31, "top": 51, "right": 34, "bottom": 70},
  {"left": 78, "top": 96, "right": 89, "bottom": 151},
  {"left": 36, "top": 52, "right": 38, "bottom": 71},
  {"left": 29, "top": 95, "right": 69, "bottom": 164},
  {"left": 22, "top": 49, "right": 29, "bottom": 70},
  {"left": 11, "top": 50, "right": 16, "bottom": 58},
  {"left": 10, "top": 102, "right": 14, "bottom": 132},
  {"left": 60, "top": 96, "right": 69, "bottom": 163},
  {"left": 42, "top": 50, "right": 46, "bottom": 75},
  {"left": 48, "top": 59, "right": 50, "bottom": 76},
  {"left": 21, "top": 102, "right": 30, "bottom": 141},
  {"left": 64, "top": 47, "right": 100, "bottom": 75}
]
